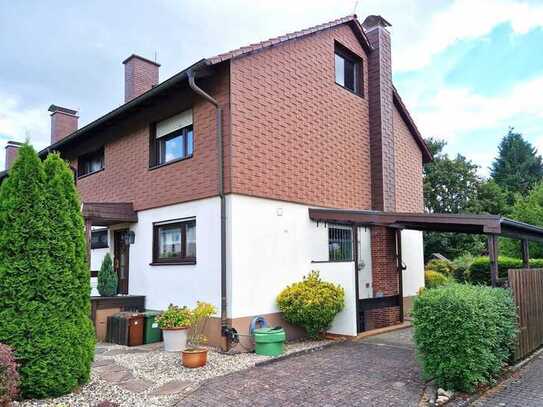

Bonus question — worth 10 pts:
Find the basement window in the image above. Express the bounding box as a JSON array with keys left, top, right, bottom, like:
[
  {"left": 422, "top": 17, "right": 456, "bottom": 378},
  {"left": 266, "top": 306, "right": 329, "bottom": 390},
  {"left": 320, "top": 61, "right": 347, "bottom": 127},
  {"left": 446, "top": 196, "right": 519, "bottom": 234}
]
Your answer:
[
  {"left": 328, "top": 225, "right": 353, "bottom": 261},
  {"left": 78, "top": 147, "right": 104, "bottom": 177},
  {"left": 152, "top": 218, "right": 196, "bottom": 265},
  {"left": 334, "top": 43, "right": 363, "bottom": 96}
]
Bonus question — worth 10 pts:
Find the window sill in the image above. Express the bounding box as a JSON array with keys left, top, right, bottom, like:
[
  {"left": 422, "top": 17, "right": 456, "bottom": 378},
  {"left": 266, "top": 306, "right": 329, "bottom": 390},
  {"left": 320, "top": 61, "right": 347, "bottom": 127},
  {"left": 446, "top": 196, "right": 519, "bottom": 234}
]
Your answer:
[
  {"left": 149, "top": 260, "right": 196, "bottom": 266},
  {"left": 77, "top": 168, "right": 104, "bottom": 180},
  {"left": 335, "top": 82, "right": 364, "bottom": 99},
  {"left": 149, "top": 155, "right": 193, "bottom": 171}
]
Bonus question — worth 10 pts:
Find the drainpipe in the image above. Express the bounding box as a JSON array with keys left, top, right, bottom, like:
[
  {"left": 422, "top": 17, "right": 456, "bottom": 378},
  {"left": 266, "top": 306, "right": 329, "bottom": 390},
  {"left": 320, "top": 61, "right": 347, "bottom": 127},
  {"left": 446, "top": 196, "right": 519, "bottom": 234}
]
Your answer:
[{"left": 187, "top": 70, "right": 229, "bottom": 348}]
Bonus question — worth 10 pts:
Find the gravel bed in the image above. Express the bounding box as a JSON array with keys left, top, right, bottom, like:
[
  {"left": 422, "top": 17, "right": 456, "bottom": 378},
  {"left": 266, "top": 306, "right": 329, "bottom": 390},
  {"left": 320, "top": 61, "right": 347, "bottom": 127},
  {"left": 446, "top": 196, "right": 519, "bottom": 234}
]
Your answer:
[{"left": 14, "top": 338, "right": 333, "bottom": 407}]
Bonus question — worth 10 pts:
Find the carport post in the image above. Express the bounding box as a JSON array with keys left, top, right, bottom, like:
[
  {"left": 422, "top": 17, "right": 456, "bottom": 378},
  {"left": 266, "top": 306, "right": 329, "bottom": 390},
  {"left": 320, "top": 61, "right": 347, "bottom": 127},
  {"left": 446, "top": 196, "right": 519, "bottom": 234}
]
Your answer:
[
  {"left": 521, "top": 239, "right": 530, "bottom": 268},
  {"left": 488, "top": 234, "right": 499, "bottom": 287}
]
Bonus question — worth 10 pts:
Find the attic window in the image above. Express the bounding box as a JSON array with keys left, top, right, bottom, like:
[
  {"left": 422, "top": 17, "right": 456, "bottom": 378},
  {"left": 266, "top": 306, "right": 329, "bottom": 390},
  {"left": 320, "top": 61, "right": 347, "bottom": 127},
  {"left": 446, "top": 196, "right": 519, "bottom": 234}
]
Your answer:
[{"left": 334, "top": 43, "right": 363, "bottom": 96}]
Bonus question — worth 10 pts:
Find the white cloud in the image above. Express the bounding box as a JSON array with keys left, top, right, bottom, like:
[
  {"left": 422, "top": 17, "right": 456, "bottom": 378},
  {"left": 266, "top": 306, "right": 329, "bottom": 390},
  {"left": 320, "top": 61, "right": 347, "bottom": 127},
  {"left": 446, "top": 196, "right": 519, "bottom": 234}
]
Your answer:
[
  {"left": 391, "top": 0, "right": 543, "bottom": 72},
  {"left": 0, "top": 94, "right": 49, "bottom": 169}
]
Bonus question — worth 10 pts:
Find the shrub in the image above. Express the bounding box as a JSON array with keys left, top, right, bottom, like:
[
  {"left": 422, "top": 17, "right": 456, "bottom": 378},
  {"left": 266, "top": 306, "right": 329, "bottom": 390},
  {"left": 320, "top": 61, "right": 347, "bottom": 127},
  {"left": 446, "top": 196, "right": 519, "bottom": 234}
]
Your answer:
[
  {"left": 425, "top": 259, "right": 455, "bottom": 277},
  {"left": 424, "top": 270, "right": 450, "bottom": 288},
  {"left": 188, "top": 302, "right": 217, "bottom": 347},
  {"left": 156, "top": 305, "right": 192, "bottom": 329},
  {"left": 0, "top": 343, "right": 19, "bottom": 405},
  {"left": 412, "top": 284, "right": 518, "bottom": 392},
  {"left": 451, "top": 254, "right": 475, "bottom": 283},
  {"left": 277, "top": 271, "right": 344, "bottom": 338},
  {"left": 465, "top": 256, "right": 543, "bottom": 285},
  {"left": 0, "top": 147, "right": 95, "bottom": 398},
  {"left": 97, "top": 253, "right": 118, "bottom": 297}
]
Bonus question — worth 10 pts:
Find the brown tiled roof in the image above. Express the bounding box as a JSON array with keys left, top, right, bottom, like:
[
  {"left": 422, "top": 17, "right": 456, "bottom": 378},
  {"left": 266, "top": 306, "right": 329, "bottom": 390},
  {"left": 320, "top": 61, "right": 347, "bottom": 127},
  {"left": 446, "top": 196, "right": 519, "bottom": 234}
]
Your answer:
[
  {"left": 393, "top": 87, "right": 433, "bottom": 163},
  {"left": 206, "top": 15, "right": 371, "bottom": 65}
]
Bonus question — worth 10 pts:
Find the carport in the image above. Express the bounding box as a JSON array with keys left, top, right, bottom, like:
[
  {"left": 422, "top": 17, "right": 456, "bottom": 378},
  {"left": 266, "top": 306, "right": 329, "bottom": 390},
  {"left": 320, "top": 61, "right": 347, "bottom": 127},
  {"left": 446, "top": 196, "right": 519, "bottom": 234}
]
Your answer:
[{"left": 309, "top": 209, "right": 543, "bottom": 330}]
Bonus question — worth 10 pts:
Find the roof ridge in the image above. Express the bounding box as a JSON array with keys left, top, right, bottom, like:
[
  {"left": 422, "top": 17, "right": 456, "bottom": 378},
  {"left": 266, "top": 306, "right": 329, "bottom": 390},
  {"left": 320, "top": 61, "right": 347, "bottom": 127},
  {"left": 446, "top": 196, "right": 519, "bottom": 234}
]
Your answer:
[{"left": 205, "top": 14, "right": 361, "bottom": 65}]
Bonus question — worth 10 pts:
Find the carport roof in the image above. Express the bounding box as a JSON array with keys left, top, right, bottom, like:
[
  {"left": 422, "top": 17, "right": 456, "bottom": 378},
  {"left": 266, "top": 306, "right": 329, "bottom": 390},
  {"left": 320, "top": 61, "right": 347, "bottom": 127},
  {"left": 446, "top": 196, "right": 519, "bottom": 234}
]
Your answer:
[{"left": 308, "top": 208, "right": 543, "bottom": 242}]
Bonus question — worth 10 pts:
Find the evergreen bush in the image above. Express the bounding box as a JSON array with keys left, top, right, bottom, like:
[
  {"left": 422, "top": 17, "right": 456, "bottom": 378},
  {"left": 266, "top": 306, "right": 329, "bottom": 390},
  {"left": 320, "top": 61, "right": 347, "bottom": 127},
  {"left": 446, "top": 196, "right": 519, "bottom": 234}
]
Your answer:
[
  {"left": 424, "top": 270, "right": 450, "bottom": 288},
  {"left": 425, "top": 259, "right": 455, "bottom": 276},
  {"left": 97, "top": 253, "right": 118, "bottom": 297},
  {"left": 412, "top": 284, "right": 518, "bottom": 392},
  {"left": 465, "top": 256, "right": 543, "bottom": 285},
  {"left": 277, "top": 271, "right": 344, "bottom": 338},
  {"left": 0, "top": 146, "right": 95, "bottom": 398}
]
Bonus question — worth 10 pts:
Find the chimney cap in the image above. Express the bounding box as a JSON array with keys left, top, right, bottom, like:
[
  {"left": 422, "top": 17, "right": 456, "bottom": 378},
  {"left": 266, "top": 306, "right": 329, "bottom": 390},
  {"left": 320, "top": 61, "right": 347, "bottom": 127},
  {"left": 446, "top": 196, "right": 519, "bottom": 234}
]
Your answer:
[
  {"left": 362, "top": 15, "right": 392, "bottom": 30},
  {"left": 5, "top": 140, "right": 23, "bottom": 149},
  {"left": 48, "top": 104, "right": 78, "bottom": 116},
  {"left": 122, "top": 53, "right": 161, "bottom": 67}
]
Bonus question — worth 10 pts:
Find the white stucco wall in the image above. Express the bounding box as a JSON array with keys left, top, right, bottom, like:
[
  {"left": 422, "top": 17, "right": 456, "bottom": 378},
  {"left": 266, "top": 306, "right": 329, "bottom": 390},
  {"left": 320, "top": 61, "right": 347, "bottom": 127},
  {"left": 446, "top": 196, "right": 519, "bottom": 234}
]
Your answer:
[
  {"left": 228, "top": 194, "right": 357, "bottom": 336},
  {"left": 401, "top": 229, "right": 425, "bottom": 296},
  {"left": 127, "top": 197, "right": 221, "bottom": 311},
  {"left": 91, "top": 247, "right": 109, "bottom": 271}
]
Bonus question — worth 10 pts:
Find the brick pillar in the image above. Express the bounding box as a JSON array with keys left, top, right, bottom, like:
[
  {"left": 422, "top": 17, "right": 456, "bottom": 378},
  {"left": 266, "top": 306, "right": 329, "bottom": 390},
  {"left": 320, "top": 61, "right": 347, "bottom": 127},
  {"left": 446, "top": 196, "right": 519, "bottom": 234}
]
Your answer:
[{"left": 363, "top": 15, "right": 395, "bottom": 212}]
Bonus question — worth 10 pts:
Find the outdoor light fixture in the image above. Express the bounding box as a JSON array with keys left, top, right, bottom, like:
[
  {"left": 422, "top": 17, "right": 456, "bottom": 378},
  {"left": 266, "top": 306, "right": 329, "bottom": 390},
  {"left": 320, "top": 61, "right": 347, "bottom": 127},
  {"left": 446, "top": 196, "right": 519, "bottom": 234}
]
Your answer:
[{"left": 124, "top": 231, "right": 135, "bottom": 245}]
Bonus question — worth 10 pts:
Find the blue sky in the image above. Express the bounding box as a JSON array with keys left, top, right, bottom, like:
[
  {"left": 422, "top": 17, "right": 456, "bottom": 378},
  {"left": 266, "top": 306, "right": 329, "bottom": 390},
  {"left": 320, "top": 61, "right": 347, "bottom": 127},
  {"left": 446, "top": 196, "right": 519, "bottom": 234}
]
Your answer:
[{"left": 1, "top": 0, "right": 543, "bottom": 175}]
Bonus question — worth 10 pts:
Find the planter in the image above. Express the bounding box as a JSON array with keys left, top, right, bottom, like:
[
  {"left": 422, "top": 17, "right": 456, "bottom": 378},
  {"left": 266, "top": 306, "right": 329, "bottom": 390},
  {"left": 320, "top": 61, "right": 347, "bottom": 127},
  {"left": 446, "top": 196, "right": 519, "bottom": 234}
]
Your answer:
[
  {"left": 162, "top": 327, "right": 188, "bottom": 352},
  {"left": 182, "top": 348, "right": 208, "bottom": 368}
]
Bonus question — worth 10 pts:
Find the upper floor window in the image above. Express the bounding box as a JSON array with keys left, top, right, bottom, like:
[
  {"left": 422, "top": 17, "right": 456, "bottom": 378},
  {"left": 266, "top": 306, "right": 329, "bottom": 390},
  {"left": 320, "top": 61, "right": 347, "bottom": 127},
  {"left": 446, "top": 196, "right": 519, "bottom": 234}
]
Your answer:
[
  {"left": 152, "top": 218, "right": 196, "bottom": 265},
  {"left": 150, "top": 109, "right": 194, "bottom": 167},
  {"left": 78, "top": 147, "right": 104, "bottom": 177},
  {"left": 334, "top": 43, "right": 363, "bottom": 96},
  {"left": 328, "top": 225, "right": 353, "bottom": 261}
]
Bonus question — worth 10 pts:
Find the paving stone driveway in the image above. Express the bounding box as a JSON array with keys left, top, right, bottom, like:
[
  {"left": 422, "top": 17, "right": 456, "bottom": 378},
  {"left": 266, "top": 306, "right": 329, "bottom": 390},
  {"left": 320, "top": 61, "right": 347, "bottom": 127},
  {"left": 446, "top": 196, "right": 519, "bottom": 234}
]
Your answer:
[
  {"left": 177, "top": 328, "right": 423, "bottom": 407},
  {"left": 473, "top": 353, "right": 543, "bottom": 407}
]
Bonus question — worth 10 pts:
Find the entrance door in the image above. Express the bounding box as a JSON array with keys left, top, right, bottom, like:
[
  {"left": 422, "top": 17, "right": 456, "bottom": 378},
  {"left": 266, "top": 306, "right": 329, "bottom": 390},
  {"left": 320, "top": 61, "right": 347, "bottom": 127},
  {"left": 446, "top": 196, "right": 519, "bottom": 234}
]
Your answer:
[
  {"left": 114, "top": 229, "right": 130, "bottom": 295},
  {"left": 357, "top": 226, "right": 373, "bottom": 299}
]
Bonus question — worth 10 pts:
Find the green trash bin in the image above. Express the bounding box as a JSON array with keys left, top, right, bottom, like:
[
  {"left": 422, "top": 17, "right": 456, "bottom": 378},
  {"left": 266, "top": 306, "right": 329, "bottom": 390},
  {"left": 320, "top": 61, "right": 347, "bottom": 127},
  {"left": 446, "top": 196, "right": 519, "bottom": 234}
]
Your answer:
[
  {"left": 254, "top": 327, "right": 286, "bottom": 356},
  {"left": 143, "top": 311, "right": 162, "bottom": 344}
]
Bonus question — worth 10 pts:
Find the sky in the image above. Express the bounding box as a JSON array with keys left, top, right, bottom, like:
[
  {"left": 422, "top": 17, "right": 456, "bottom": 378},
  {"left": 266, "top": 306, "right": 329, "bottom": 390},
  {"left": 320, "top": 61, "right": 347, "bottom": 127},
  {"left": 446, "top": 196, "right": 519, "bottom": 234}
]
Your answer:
[{"left": 1, "top": 0, "right": 543, "bottom": 175}]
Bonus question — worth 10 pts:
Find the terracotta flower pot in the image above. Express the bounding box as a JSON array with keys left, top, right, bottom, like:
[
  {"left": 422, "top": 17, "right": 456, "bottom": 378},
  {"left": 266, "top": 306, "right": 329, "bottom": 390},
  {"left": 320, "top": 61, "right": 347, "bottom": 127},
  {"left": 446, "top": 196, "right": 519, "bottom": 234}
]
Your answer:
[{"left": 182, "top": 348, "right": 208, "bottom": 368}]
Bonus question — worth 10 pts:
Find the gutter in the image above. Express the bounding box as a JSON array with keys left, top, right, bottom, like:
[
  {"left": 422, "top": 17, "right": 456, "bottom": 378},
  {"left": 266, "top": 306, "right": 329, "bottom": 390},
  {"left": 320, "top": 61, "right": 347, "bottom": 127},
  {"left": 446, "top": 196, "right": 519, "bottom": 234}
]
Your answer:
[{"left": 187, "top": 69, "right": 230, "bottom": 349}]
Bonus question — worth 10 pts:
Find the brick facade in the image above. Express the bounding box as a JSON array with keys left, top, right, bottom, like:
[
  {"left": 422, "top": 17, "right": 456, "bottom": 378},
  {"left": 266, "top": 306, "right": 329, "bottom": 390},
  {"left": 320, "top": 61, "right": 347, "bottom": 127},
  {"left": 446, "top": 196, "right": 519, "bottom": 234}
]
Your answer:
[
  {"left": 70, "top": 64, "right": 230, "bottom": 212},
  {"left": 394, "top": 106, "right": 424, "bottom": 213},
  {"left": 229, "top": 24, "right": 372, "bottom": 210}
]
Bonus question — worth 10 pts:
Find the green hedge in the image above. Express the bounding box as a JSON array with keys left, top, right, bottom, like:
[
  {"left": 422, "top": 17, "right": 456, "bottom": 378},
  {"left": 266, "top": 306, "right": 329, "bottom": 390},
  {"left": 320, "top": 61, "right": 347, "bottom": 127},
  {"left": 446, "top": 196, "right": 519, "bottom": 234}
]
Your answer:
[
  {"left": 412, "top": 284, "right": 518, "bottom": 392},
  {"left": 466, "top": 256, "right": 543, "bottom": 285}
]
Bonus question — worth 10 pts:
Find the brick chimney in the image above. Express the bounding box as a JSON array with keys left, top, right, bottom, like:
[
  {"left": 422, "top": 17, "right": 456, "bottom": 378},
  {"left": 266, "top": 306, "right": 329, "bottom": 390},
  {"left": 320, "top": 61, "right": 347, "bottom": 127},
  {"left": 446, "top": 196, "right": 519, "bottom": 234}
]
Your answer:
[
  {"left": 48, "top": 105, "right": 79, "bottom": 144},
  {"left": 5, "top": 141, "right": 23, "bottom": 171},
  {"left": 362, "top": 15, "right": 396, "bottom": 212},
  {"left": 122, "top": 54, "right": 160, "bottom": 103}
]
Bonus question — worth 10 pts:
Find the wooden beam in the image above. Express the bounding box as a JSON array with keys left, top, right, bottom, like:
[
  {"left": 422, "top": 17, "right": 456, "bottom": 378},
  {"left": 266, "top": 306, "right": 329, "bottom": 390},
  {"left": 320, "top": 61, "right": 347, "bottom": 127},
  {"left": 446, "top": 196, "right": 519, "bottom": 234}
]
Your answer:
[
  {"left": 488, "top": 234, "right": 499, "bottom": 287},
  {"left": 521, "top": 239, "right": 530, "bottom": 268}
]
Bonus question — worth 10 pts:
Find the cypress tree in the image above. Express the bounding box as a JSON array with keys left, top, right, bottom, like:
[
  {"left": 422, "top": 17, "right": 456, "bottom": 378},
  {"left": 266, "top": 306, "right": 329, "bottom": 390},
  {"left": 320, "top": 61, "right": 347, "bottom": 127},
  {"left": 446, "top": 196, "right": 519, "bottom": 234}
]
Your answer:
[
  {"left": 0, "top": 146, "right": 94, "bottom": 398},
  {"left": 97, "top": 253, "right": 118, "bottom": 296}
]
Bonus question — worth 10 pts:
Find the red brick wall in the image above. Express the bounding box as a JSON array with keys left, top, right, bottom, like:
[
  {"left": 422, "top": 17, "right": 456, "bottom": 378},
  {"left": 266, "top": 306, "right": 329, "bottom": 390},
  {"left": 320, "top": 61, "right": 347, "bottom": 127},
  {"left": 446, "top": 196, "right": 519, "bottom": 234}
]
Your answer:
[
  {"left": 394, "top": 107, "right": 424, "bottom": 213},
  {"left": 71, "top": 65, "right": 230, "bottom": 212},
  {"left": 229, "top": 24, "right": 371, "bottom": 209}
]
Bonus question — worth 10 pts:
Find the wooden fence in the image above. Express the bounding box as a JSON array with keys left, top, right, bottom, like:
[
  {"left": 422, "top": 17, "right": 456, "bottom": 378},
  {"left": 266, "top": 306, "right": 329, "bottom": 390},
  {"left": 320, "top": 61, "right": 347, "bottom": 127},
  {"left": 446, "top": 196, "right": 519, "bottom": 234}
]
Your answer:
[{"left": 508, "top": 268, "right": 543, "bottom": 360}]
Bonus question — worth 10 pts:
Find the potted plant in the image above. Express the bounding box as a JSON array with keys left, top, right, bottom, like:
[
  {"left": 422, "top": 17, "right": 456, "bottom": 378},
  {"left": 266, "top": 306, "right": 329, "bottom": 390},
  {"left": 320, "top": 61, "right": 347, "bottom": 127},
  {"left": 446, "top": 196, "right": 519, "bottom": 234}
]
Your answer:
[
  {"left": 182, "top": 301, "right": 216, "bottom": 368},
  {"left": 156, "top": 304, "right": 192, "bottom": 352}
]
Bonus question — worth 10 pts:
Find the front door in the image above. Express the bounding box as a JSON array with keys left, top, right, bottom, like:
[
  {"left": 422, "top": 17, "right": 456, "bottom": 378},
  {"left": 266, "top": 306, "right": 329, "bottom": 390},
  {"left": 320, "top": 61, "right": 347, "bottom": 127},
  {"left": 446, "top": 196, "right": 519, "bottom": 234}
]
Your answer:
[
  {"left": 114, "top": 229, "right": 130, "bottom": 295},
  {"left": 357, "top": 226, "right": 373, "bottom": 299}
]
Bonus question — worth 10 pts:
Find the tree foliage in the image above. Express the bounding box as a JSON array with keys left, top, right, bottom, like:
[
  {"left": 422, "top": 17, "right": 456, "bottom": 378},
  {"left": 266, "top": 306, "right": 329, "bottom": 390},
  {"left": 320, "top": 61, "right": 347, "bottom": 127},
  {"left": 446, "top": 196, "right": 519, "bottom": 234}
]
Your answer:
[
  {"left": 97, "top": 253, "right": 118, "bottom": 297},
  {"left": 491, "top": 128, "right": 543, "bottom": 200},
  {"left": 0, "top": 145, "right": 94, "bottom": 398}
]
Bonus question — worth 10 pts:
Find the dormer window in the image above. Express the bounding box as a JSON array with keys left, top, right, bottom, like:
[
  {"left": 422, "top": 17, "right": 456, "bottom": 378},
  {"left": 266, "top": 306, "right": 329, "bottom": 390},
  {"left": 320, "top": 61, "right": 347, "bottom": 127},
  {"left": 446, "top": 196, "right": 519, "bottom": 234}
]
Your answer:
[
  {"left": 78, "top": 147, "right": 104, "bottom": 178},
  {"left": 150, "top": 109, "right": 194, "bottom": 168},
  {"left": 334, "top": 42, "right": 363, "bottom": 96}
]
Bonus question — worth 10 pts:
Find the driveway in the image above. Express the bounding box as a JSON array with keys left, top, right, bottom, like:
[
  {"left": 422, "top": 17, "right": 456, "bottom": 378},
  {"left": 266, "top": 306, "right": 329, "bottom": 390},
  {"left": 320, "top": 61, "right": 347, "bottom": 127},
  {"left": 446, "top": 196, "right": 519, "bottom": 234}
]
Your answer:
[
  {"left": 177, "top": 328, "right": 424, "bottom": 407},
  {"left": 473, "top": 352, "right": 543, "bottom": 407}
]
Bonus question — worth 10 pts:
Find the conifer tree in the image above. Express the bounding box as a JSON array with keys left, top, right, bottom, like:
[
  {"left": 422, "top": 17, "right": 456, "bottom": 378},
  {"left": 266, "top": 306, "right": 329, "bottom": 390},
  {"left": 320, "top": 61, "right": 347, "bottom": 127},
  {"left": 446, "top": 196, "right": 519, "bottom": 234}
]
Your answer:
[{"left": 97, "top": 253, "right": 118, "bottom": 296}]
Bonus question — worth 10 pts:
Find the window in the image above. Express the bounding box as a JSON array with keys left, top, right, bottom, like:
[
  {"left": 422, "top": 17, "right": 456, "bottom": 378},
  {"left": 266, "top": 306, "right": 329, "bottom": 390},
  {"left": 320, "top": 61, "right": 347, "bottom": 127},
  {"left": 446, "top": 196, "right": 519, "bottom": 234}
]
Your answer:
[
  {"left": 91, "top": 229, "right": 108, "bottom": 249},
  {"left": 328, "top": 225, "right": 353, "bottom": 261},
  {"left": 78, "top": 148, "right": 104, "bottom": 177},
  {"left": 153, "top": 219, "right": 196, "bottom": 264},
  {"left": 335, "top": 43, "right": 362, "bottom": 95},
  {"left": 150, "top": 110, "right": 194, "bottom": 167}
]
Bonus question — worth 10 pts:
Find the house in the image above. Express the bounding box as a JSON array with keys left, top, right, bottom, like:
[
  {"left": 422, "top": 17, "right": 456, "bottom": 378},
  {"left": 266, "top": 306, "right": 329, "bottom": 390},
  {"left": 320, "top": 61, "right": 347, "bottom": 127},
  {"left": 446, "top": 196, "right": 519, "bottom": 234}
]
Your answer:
[{"left": 3, "top": 15, "right": 433, "bottom": 350}]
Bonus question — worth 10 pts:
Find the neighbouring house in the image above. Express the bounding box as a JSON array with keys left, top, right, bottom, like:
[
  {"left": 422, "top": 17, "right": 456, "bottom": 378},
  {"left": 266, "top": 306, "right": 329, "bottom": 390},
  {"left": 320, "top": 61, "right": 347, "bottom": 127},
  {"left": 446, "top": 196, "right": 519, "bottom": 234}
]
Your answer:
[{"left": 2, "top": 15, "right": 433, "bottom": 350}]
